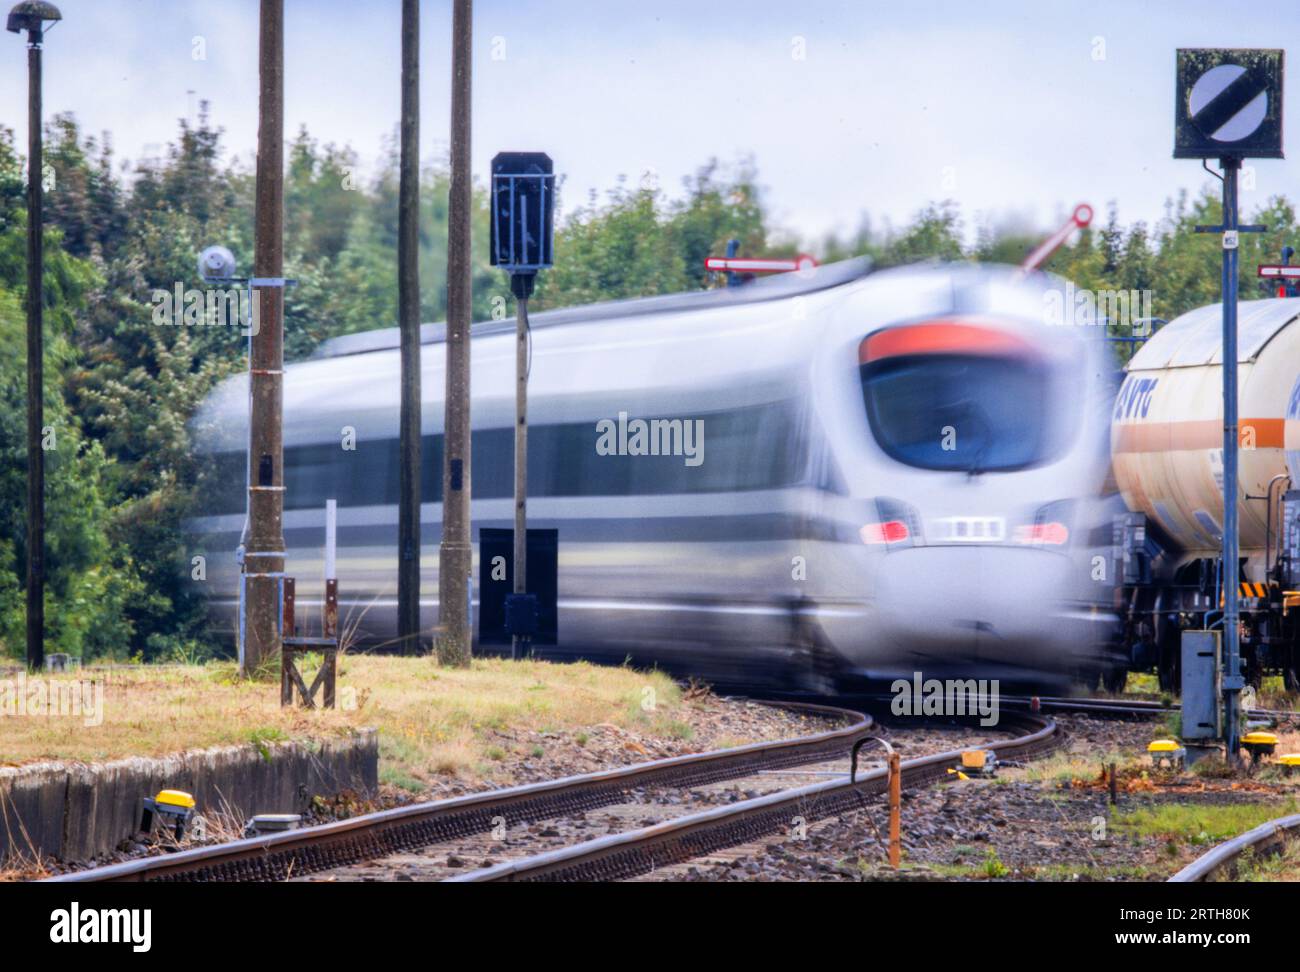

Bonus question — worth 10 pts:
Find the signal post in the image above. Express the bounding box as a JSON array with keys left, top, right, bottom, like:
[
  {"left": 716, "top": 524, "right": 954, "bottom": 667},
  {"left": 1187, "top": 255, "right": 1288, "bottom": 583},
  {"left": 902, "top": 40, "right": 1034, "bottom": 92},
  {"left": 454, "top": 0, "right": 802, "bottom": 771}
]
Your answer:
[
  {"left": 1174, "top": 48, "right": 1284, "bottom": 762},
  {"left": 489, "top": 152, "right": 555, "bottom": 660}
]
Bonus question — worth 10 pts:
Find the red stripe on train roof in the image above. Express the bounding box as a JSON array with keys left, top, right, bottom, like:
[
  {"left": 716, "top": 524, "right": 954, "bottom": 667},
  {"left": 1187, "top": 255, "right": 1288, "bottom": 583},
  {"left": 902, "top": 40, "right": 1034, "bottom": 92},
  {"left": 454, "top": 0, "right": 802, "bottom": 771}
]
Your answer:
[{"left": 859, "top": 321, "right": 1037, "bottom": 365}]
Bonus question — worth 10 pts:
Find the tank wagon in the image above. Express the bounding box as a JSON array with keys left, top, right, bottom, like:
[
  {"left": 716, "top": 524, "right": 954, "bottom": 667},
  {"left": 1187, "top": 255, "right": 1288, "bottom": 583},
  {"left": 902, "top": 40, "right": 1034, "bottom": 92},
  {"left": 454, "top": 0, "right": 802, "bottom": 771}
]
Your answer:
[{"left": 1110, "top": 298, "right": 1300, "bottom": 690}]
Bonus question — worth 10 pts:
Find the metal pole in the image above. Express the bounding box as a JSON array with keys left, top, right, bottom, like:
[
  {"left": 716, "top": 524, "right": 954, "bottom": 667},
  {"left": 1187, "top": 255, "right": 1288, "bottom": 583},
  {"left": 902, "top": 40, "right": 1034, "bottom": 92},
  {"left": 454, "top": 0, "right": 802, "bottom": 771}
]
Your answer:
[
  {"left": 397, "top": 0, "right": 421, "bottom": 654},
  {"left": 512, "top": 289, "right": 529, "bottom": 661},
  {"left": 24, "top": 25, "right": 44, "bottom": 673},
  {"left": 1221, "top": 157, "right": 1242, "bottom": 764},
  {"left": 244, "top": 0, "right": 286, "bottom": 676},
  {"left": 438, "top": 0, "right": 473, "bottom": 667},
  {"left": 324, "top": 498, "right": 338, "bottom": 640},
  {"left": 324, "top": 498, "right": 337, "bottom": 581}
]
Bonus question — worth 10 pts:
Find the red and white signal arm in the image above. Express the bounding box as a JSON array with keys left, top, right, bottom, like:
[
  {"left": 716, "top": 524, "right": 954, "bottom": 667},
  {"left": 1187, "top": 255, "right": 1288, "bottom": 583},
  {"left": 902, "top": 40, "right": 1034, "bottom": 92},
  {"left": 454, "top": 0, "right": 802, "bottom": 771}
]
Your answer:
[
  {"left": 1258, "top": 263, "right": 1300, "bottom": 297},
  {"left": 704, "top": 254, "right": 819, "bottom": 274},
  {"left": 1018, "top": 203, "right": 1094, "bottom": 273},
  {"left": 1257, "top": 264, "right": 1300, "bottom": 279}
]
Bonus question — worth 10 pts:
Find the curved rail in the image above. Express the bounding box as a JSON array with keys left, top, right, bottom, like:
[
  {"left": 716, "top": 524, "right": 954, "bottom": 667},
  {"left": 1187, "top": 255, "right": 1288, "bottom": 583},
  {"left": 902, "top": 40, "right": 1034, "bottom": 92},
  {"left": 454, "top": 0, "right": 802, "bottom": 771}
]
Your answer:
[
  {"left": 449, "top": 711, "right": 1061, "bottom": 882},
  {"left": 45, "top": 701, "right": 869, "bottom": 883},
  {"left": 1022, "top": 695, "right": 1300, "bottom": 883},
  {"left": 1005, "top": 695, "right": 1299, "bottom": 722},
  {"left": 1169, "top": 812, "right": 1300, "bottom": 882}
]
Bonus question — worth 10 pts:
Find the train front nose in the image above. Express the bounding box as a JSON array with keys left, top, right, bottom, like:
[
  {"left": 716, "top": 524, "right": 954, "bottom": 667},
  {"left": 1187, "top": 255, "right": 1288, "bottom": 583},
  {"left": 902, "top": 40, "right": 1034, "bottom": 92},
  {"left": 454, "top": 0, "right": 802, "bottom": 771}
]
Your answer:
[{"left": 869, "top": 546, "right": 1083, "bottom": 679}]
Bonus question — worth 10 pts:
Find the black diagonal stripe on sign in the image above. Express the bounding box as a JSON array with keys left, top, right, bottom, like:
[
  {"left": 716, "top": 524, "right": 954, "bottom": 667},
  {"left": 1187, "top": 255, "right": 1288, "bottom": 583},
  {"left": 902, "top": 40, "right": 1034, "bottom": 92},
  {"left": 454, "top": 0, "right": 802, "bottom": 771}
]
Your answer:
[{"left": 1192, "top": 68, "right": 1266, "bottom": 137}]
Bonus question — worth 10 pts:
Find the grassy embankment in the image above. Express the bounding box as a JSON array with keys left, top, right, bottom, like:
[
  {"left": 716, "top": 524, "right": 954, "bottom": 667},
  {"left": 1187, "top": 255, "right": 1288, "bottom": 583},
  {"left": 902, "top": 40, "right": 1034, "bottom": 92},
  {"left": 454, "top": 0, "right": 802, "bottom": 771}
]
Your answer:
[{"left": 0, "top": 656, "right": 685, "bottom": 786}]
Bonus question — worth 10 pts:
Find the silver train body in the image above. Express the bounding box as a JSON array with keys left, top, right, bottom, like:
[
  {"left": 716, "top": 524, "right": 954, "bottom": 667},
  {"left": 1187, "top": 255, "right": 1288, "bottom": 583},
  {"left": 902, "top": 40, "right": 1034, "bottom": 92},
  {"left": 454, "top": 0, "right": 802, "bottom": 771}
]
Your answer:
[{"left": 189, "top": 259, "right": 1121, "bottom": 692}]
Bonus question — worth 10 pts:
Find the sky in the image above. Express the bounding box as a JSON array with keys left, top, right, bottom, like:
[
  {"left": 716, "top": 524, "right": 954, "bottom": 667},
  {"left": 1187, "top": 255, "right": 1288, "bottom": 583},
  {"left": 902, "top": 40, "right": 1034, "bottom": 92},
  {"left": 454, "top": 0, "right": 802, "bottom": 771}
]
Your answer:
[{"left": 1, "top": 0, "right": 1298, "bottom": 247}]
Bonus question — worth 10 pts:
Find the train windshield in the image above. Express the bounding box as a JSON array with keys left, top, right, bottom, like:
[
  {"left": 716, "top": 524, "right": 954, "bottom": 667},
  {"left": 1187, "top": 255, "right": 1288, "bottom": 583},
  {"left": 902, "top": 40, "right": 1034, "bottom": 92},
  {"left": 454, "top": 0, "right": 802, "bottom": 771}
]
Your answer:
[{"left": 860, "top": 354, "right": 1051, "bottom": 472}]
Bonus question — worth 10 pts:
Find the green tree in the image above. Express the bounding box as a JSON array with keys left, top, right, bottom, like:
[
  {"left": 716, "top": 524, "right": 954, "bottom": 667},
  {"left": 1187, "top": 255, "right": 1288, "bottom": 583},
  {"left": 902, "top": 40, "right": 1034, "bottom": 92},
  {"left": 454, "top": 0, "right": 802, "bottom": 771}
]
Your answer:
[
  {"left": 534, "top": 158, "right": 773, "bottom": 310},
  {"left": 877, "top": 201, "right": 965, "bottom": 267}
]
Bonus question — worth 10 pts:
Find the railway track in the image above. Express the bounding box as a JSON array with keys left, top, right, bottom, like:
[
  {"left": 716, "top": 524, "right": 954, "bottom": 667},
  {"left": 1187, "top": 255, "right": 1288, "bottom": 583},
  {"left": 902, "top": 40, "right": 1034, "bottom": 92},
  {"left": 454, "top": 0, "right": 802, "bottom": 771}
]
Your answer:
[
  {"left": 452, "top": 694, "right": 1300, "bottom": 883},
  {"left": 1010, "top": 695, "right": 1300, "bottom": 722},
  {"left": 45, "top": 700, "right": 871, "bottom": 884},
  {"left": 1170, "top": 812, "right": 1300, "bottom": 882},
  {"left": 448, "top": 710, "right": 1061, "bottom": 882},
  {"left": 55, "top": 694, "right": 1237, "bottom": 884}
]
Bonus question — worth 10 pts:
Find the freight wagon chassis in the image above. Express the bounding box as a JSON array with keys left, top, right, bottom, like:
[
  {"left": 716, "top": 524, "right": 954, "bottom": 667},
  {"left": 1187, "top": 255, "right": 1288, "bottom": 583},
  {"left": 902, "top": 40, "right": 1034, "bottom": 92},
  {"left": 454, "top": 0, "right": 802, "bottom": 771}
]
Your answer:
[{"left": 1118, "top": 566, "right": 1300, "bottom": 695}]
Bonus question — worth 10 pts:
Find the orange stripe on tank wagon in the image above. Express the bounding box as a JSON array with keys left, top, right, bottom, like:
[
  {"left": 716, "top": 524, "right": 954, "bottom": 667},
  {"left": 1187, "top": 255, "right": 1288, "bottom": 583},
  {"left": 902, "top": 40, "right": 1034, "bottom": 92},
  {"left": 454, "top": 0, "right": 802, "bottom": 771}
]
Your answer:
[{"left": 1113, "top": 418, "right": 1286, "bottom": 453}]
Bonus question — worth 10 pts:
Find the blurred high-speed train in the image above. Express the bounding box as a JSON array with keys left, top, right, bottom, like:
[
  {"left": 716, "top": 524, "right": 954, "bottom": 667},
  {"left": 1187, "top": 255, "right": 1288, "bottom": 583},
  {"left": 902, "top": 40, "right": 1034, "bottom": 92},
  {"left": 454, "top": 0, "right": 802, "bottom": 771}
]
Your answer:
[{"left": 188, "top": 258, "right": 1123, "bottom": 692}]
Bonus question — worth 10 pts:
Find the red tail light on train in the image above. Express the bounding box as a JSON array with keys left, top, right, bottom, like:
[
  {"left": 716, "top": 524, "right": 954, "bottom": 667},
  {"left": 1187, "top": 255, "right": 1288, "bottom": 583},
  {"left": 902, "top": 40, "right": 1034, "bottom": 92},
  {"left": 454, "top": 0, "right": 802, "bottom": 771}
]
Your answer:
[
  {"left": 1014, "top": 500, "right": 1074, "bottom": 547},
  {"left": 1013, "top": 521, "right": 1070, "bottom": 545},
  {"left": 860, "top": 520, "right": 911, "bottom": 544},
  {"left": 861, "top": 498, "right": 922, "bottom": 546}
]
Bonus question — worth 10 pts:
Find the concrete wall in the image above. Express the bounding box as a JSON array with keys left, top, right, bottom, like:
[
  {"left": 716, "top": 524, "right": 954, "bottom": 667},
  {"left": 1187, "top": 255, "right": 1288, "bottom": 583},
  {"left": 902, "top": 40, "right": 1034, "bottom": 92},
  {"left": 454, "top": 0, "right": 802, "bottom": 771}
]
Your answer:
[{"left": 0, "top": 729, "right": 378, "bottom": 865}]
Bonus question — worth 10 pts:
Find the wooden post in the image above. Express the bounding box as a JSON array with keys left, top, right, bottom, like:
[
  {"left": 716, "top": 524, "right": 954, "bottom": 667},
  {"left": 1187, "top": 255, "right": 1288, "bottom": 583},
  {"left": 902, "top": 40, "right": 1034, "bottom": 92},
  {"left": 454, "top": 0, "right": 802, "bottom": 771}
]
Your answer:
[
  {"left": 245, "top": 0, "right": 287, "bottom": 676},
  {"left": 323, "top": 648, "right": 336, "bottom": 709},
  {"left": 281, "top": 635, "right": 337, "bottom": 709},
  {"left": 23, "top": 24, "right": 46, "bottom": 673},
  {"left": 324, "top": 578, "right": 338, "bottom": 640},
  {"left": 438, "top": 0, "right": 474, "bottom": 667},
  {"left": 279, "top": 577, "right": 295, "bottom": 708},
  {"left": 396, "top": 0, "right": 422, "bottom": 655},
  {"left": 888, "top": 751, "right": 901, "bottom": 868},
  {"left": 282, "top": 577, "right": 295, "bottom": 637}
]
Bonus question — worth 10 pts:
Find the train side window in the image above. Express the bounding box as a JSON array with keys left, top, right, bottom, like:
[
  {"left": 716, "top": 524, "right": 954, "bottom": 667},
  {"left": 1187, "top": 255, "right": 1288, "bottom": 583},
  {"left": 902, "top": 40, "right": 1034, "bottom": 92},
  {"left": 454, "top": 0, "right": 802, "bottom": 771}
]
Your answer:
[
  {"left": 195, "top": 451, "right": 247, "bottom": 515},
  {"left": 421, "top": 434, "right": 444, "bottom": 504},
  {"left": 286, "top": 442, "right": 337, "bottom": 509},
  {"left": 578, "top": 419, "right": 633, "bottom": 496},
  {"left": 470, "top": 427, "right": 513, "bottom": 500},
  {"left": 202, "top": 399, "right": 809, "bottom": 511},
  {"left": 347, "top": 437, "right": 393, "bottom": 507},
  {"left": 530, "top": 423, "right": 590, "bottom": 497}
]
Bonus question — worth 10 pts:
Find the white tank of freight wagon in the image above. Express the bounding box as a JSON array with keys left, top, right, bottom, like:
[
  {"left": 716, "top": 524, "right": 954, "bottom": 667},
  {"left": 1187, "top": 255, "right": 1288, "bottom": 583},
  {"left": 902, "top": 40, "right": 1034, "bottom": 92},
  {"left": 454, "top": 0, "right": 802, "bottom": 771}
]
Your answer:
[{"left": 1111, "top": 298, "right": 1300, "bottom": 566}]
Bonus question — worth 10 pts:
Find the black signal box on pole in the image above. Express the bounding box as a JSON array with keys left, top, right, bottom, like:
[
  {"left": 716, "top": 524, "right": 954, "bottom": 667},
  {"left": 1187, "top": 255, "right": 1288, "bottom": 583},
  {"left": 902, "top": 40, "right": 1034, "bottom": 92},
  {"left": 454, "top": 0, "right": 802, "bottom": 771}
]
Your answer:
[
  {"left": 490, "top": 152, "right": 555, "bottom": 275},
  {"left": 477, "top": 527, "right": 558, "bottom": 647},
  {"left": 1175, "top": 49, "right": 1284, "bottom": 159}
]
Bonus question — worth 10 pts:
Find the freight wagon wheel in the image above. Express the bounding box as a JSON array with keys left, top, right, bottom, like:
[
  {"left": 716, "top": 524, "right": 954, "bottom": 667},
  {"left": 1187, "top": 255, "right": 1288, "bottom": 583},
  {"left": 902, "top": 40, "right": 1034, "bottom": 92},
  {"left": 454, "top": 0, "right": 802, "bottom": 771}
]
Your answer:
[
  {"left": 1245, "top": 654, "right": 1264, "bottom": 692},
  {"left": 1101, "top": 666, "right": 1128, "bottom": 694},
  {"left": 1152, "top": 591, "right": 1183, "bottom": 694},
  {"left": 1072, "top": 663, "right": 1105, "bottom": 693},
  {"left": 1285, "top": 637, "right": 1300, "bottom": 695},
  {"left": 1285, "top": 662, "right": 1300, "bottom": 695}
]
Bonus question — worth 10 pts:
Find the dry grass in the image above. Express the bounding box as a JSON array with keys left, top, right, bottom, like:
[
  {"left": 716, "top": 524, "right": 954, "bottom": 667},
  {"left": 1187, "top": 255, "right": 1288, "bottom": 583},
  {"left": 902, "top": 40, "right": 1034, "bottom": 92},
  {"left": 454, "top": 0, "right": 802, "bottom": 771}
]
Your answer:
[
  {"left": 1253, "top": 676, "right": 1296, "bottom": 713},
  {"left": 1017, "top": 745, "right": 1153, "bottom": 787},
  {"left": 0, "top": 655, "right": 682, "bottom": 785},
  {"left": 1238, "top": 840, "right": 1300, "bottom": 881}
]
